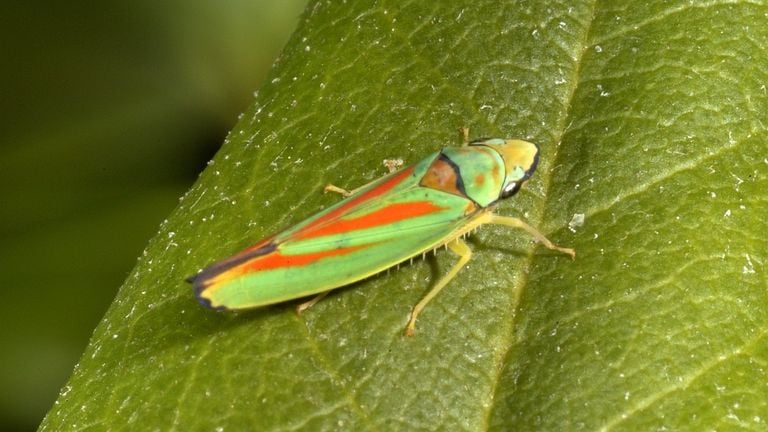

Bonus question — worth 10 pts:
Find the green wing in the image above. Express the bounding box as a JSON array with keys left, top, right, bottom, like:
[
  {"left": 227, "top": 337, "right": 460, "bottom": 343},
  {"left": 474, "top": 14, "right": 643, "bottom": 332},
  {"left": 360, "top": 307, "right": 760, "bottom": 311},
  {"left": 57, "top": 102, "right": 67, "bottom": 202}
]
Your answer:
[{"left": 193, "top": 159, "right": 482, "bottom": 310}]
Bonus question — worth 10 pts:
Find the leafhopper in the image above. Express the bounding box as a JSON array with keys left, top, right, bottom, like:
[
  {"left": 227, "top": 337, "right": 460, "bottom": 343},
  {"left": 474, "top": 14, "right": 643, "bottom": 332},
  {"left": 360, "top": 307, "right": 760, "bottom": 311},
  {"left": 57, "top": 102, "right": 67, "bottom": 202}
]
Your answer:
[{"left": 189, "top": 129, "right": 574, "bottom": 335}]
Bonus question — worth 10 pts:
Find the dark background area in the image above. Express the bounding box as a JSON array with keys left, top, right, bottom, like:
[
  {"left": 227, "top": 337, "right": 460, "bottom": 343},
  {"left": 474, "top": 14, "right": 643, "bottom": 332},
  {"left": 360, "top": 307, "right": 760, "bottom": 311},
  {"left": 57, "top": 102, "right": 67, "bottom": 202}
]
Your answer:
[{"left": 0, "top": 1, "right": 307, "bottom": 430}]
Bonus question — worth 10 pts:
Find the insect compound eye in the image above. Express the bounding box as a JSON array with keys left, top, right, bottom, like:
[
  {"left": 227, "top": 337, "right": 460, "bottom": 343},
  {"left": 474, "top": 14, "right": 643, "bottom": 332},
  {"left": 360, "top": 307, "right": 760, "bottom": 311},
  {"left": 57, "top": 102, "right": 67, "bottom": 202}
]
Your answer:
[{"left": 500, "top": 181, "right": 522, "bottom": 199}]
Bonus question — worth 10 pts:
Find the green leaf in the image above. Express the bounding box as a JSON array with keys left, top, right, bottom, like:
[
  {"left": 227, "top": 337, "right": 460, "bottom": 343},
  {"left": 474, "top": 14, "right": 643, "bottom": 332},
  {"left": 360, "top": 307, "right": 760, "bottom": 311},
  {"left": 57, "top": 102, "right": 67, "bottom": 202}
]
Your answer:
[{"left": 41, "top": 1, "right": 768, "bottom": 430}]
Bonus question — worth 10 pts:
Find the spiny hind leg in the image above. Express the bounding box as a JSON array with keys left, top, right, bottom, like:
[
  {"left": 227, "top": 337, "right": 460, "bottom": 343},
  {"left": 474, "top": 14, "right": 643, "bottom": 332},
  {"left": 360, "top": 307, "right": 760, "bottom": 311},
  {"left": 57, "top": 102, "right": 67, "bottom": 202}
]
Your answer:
[
  {"left": 488, "top": 215, "right": 575, "bottom": 258},
  {"left": 296, "top": 291, "right": 330, "bottom": 314},
  {"left": 405, "top": 238, "right": 472, "bottom": 336}
]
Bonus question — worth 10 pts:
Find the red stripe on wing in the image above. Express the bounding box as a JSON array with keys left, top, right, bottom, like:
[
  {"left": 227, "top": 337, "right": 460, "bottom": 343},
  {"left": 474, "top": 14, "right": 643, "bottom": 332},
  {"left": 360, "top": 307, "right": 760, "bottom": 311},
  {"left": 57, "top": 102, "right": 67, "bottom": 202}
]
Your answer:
[
  {"left": 295, "top": 201, "right": 444, "bottom": 240},
  {"left": 240, "top": 244, "right": 368, "bottom": 273},
  {"left": 297, "top": 166, "right": 415, "bottom": 235}
]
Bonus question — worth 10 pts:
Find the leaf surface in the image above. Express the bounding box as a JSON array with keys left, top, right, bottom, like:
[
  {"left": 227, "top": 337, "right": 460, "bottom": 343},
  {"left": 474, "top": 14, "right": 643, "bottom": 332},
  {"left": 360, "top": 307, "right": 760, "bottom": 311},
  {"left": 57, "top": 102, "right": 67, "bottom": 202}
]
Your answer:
[{"left": 41, "top": 1, "right": 768, "bottom": 430}]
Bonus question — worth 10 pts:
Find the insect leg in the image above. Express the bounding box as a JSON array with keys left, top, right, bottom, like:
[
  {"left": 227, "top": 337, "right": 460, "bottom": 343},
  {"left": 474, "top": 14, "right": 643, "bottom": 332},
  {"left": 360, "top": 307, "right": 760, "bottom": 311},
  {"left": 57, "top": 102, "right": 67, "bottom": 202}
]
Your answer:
[
  {"left": 324, "top": 160, "right": 407, "bottom": 198},
  {"left": 458, "top": 127, "right": 470, "bottom": 146},
  {"left": 324, "top": 170, "right": 397, "bottom": 197},
  {"left": 404, "top": 238, "right": 472, "bottom": 336},
  {"left": 296, "top": 291, "right": 330, "bottom": 314},
  {"left": 323, "top": 184, "right": 353, "bottom": 196},
  {"left": 488, "top": 215, "right": 575, "bottom": 259}
]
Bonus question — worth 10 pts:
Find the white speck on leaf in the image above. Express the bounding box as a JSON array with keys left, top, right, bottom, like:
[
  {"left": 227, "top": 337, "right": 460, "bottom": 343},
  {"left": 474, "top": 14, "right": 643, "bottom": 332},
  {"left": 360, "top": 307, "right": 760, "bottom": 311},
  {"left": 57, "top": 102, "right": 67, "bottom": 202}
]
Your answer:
[
  {"left": 743, "top": 254, "right": 756, "bottom": 274},
  {"left": 568, "top": 213, "right": 585, "bottom": 232}
]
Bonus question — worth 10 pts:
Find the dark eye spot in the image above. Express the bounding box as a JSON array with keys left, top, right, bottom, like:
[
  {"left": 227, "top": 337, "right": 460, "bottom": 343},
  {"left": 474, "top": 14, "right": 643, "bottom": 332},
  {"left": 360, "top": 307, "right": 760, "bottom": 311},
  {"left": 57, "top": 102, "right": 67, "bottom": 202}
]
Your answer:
[{"left": 500, "top": 182, "right": 521, "bottom": 199}]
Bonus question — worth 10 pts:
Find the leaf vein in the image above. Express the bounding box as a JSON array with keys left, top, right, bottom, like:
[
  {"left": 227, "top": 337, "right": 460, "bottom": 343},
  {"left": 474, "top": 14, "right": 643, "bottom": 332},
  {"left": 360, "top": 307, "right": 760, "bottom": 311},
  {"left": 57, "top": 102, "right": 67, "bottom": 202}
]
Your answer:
[
  {"left": 480, "top": 0, "right": 600, "bottom": 429},
  {"left": 598, "top": 327, "right": 768, "bottom": 431}
]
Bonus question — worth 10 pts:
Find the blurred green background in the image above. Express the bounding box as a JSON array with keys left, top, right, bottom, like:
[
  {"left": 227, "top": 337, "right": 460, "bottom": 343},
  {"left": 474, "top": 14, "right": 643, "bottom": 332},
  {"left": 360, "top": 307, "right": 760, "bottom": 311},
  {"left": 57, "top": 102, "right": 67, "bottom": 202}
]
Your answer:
[{"left": 0, "top": 1, "right": 307, "bottom": 430}]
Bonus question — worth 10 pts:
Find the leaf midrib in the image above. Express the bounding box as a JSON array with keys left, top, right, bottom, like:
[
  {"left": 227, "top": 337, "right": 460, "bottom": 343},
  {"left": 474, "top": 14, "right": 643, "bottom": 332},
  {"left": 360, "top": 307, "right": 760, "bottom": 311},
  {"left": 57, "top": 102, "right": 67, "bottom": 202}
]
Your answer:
[{"left": 479, "top": 0, "right": 599, "bottom": 429}]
